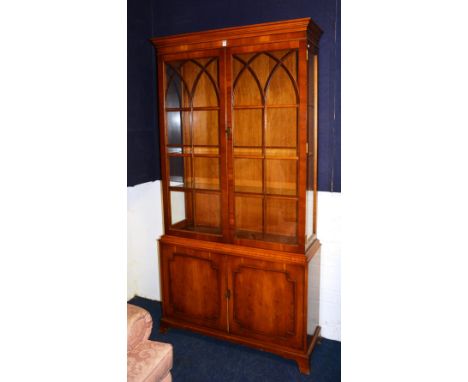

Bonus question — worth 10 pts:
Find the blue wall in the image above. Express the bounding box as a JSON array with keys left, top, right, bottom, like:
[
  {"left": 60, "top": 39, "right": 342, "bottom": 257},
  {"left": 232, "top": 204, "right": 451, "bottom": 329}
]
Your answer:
[
  {"left": 127, "top": 0, "right": 160, "bottom": 185},
  {"left": 128, "top": 0, "right": 340, "bottom": 191}
]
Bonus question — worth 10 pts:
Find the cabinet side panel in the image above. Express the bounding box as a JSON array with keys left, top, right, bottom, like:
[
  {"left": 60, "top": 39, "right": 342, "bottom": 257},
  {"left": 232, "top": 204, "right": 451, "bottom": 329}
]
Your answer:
[
  {"left": 297, "top": 41, "right": 308, "bottom": 247},
  {"left": 306, "top": 51, "right": 318, "bottom": 240},
  {"left": 307, "top": 248, "right": 321, "bottom": 333}
]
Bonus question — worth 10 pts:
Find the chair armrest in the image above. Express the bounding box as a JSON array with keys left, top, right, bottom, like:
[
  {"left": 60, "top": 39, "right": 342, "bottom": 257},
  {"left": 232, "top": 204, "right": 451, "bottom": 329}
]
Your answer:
[{"left": 127, "top": 304, "right": 153, "bottom": 352}]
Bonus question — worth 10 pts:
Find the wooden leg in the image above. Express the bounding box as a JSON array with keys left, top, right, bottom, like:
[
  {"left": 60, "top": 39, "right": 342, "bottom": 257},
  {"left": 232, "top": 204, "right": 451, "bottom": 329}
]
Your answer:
[
  {"left": 159, "top": 320, "right": 170, "bottom": 334},
  {"left": 295, "top": 326, "right": 321, "bottom": 374},
  {"left": 295, "top": 357, "right": 311, "bottom": 375}
]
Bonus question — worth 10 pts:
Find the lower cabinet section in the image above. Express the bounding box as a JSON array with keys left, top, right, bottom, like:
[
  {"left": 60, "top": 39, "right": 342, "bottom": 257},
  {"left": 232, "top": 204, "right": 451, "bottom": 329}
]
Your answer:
[{"left": 159, "top": 236, "right": 320, "bottom": 374}]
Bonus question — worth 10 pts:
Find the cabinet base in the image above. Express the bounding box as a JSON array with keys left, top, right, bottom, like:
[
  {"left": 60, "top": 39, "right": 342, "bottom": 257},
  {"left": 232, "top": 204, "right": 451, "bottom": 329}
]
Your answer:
[{"left": 159, "top": 317, "right": 321, "bottom": 375}]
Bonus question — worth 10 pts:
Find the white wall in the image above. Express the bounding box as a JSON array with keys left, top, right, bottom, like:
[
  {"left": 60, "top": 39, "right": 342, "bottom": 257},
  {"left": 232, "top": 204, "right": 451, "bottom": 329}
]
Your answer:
[
  {"left": 316, "top": 192, "right": 341, "bottom": 341},
  {"left": 127, "top": 181, "right": 164, "bottom": 300},
  {"left": 127, "top": 181, "right": 341, "bottom": 341}
]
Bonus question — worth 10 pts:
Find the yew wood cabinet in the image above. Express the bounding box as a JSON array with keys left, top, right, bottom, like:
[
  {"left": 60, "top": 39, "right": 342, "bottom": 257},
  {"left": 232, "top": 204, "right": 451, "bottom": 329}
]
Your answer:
[{"left": 151, "top": 18, "right": 322, "bottom": 374}]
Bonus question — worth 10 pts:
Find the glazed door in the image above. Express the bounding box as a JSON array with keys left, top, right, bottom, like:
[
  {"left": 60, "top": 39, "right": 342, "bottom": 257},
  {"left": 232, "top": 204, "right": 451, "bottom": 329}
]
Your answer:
[
  {"left": 160, "top": 49, "right": 228, "bottom": 241},
  {"left": 227, "top": 43, "right": 306, "bottom": 249},
  {"left": 160, "top": 244, "right": 228, "bottom": 331},
  {"left": 227, "top": 256, "right": 306, "bottom": 350}
]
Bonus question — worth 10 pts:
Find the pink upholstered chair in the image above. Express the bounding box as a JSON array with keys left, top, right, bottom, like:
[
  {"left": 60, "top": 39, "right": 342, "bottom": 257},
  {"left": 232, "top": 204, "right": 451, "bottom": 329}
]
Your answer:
[{"left": 127, "top": 304, "right": 173, "bottom": 382}]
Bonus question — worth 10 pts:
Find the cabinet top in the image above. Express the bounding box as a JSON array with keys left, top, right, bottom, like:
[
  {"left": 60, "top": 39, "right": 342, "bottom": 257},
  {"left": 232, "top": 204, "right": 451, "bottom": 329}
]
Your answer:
[{"left": 151, "top": 17, "right": 322, "bottom": 54}]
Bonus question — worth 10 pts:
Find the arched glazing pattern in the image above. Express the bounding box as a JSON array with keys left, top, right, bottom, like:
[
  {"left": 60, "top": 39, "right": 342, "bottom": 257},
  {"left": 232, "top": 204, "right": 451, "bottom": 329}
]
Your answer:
[
  {"left": 164, "top": 57, "right": 221, "bottom": 235},
  {"left": 232, "top": 49, "right": 299, "bottom": 245},
  {"left": 233, "top": 50, "right": 298, "bottom": 106},
  {"left": 166, "top": 58, "right": 219, "bottom": 109}
]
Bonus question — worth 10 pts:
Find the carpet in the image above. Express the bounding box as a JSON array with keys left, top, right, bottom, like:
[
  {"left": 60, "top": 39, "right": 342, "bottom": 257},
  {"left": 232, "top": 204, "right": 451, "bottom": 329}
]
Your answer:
[{"left": 128, "top": 296, "right": 340, "bottom": 382}]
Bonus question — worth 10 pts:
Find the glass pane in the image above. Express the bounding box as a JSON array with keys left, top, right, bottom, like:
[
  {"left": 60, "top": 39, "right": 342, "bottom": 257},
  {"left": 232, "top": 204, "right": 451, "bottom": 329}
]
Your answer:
[
  {"left": 265, "top": 159, "right": 297, "bottom": 195},
  {"left": 233, "top": 109, "right": 262, "bottom": 147},
  {"left": 306, "top": 190, "right": 314, "bottom": 239},
  {"left": 192, "top": 59, "right": 218, "bottom": 107},
  {"left": 248, "top": 53, "right": 271, "bottom": 88},
  {"left": 169, "top": 156, "right": 192, "bottom": 188},
  {"left": 265, "top": 108, "right": 297, "bottom": 147},
  {"left": 166, "top": 111, "right": 182, "bottom": 145},
  {"left": 167, "top": 111, "right": 190, "bottom": 145},
  {"left": 307, "top": 154, "right": 314, "bottom": 190},
  {"left": 168, "top": 146, "right": 193, "bottom": 155},
  {"left": 235, "top": 195, "right": 263, "bottom": 233},
  {"left": 234, "top": 158, "right": 262, "bottom": 193},
  {"left": 278, "top": 50, "right": 297, "bottom": 81},
  {"left": 193, "top": 157, "right": 219, "bottom": 190},
  {"left": 166, "top": 64, "right": 193, "bottom": 108},
  {"left": 165, "top": 79, "right": 181, "bottom": 108},
  {"left": 167, "top": 147, "right": 182, "bottom": 154},
  {"left": 265, "top": 51, "right": 298, "bottom": 105},
  {"left": 170, "top": 191, "right": 192, "bottom": 226},
  {"left": 179, "top": 61, "right": 200, "bottom": 95},
  {"left": 233, "top": 53, "right": 252, "bottom": 79},
  {"left": 233, "top": 56, "right": 263, "bottom": 106},
  {"left": 306, "top": 155, "right": 315, "bottom": 239},
  {"left": 192, "top": 111, "right": 218, "bottom": 146},
  {"left": 194, "top": 192, "right": 220, "bottom": 230},
  {"left": 265, "top": 197, "right": 297, "bottom": 238}
]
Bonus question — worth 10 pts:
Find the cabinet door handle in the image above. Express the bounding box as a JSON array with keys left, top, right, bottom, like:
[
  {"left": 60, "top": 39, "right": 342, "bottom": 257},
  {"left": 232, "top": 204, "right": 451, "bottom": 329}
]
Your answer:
[{"left": 225, "top": 126, "right": 232, "bottom": 137}]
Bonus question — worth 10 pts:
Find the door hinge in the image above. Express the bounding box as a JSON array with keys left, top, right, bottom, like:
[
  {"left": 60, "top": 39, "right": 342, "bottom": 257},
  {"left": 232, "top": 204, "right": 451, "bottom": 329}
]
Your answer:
[
  {"left": 306, "top": 49, "right": 309, "bottom": 61},
  {"left": 225, "top": 289, "right": 231, "bottom": 299}
]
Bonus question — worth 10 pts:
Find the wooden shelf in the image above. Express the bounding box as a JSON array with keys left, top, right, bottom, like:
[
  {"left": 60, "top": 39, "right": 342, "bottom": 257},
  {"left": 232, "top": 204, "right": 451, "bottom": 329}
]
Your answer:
[
  {"left": 171, "top": 224, "right": 221, "bottom": 235},
  {"left": 235, "top": 230, "right": 297, "bottom": 245}
]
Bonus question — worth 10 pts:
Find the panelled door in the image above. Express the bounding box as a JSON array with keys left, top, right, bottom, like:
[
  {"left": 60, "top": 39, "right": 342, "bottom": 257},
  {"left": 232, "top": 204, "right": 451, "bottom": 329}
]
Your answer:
[
  {"left": 226, "top": 256, "right": 306, "bottom": 350},
  {"left": 160, "top": 244, "right": 228, "bottom": 331},
  {"left": 160, "top": 49, "right": 229, "bottom": 242}
]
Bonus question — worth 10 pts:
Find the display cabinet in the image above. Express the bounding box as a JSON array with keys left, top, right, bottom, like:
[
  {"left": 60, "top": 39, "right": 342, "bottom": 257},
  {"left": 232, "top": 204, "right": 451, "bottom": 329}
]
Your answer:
[{"left": 151, "top": 18, "right": 322, "bottom": 374}]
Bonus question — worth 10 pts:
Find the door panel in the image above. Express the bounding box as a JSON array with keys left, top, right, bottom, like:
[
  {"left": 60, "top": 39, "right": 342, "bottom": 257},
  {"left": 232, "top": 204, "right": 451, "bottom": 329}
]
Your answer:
[
  {"left": 227, "top": 256, "right": 305, "bottom": 349},
  {"left": 229, "top": 46, "right": 301, "bottom": 246},
  {"left": 162, "top": 49, "right": 228, "bottom": 240},
  {"left": 160, "top": 244, "right": 227, "bottom": 331}
]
